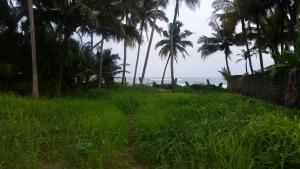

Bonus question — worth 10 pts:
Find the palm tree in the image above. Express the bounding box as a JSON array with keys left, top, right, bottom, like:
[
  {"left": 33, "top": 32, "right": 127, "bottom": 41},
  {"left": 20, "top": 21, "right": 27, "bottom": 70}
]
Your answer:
[
  {"left": 118, "top": 0, "right": 141, "bottom": 84},
  {"left": 169, "top": 0, "right": 200, "bottom": 92},
  {"left": 133, "top": 0, "right": 168, "bottom": 86},
  {"left": 212, "top": 0, "right": 255, "bottom": 74},
  {"left": 139, "top": 0, "right": 168, "bottom": 85},
  {"left": 198, "top": 20, "right": 239, "bottom": 75},
  {"left": 122, "top": 17, "right": 141, "bottom": 84},
  {"left": 96, "top": 49, "right": 122, "bottom": 85},
  {"left": 27, "top": 0, "right": 39, "bottom": 97},
  {"left": 155, "top": 21, "right": 193, "bottom": 89},
  {"left": 236, "top": 49, "right": 254, "bottom": 75}
]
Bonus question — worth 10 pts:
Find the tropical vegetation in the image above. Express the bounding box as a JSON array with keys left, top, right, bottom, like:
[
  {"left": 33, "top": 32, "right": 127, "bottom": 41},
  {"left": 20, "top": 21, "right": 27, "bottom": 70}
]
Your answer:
[
  {"left": 2, "top": 0, "right": 300, "bottom": 168},
  {"left": 0, "top": 87, "right": 300, "bottom": 168},
  {"left": 155, "top": 21, "right": 193, "bottom": 86}
]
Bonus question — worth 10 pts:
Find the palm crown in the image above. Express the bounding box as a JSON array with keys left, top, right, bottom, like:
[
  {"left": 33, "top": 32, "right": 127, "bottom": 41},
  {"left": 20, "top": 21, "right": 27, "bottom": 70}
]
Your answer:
[
  {"left": 155, "top": 21, "right": 193, "bottom": 61},
  {"left": 198, "top": 20, "right": 240, "bottom": 75}
]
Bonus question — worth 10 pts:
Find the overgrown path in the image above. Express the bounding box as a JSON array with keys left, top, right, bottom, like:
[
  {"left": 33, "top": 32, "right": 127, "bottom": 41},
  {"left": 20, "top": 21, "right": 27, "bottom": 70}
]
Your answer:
[
  {"left": 1, "top": 89, "right": 300, "bottom": 169},
  {"left": 127, "top": 114, "right": 146, "bottom": 169}
]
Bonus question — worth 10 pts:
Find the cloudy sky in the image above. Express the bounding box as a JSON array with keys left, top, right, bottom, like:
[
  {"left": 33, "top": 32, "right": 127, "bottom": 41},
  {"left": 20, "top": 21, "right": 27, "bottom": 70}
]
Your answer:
[{"left": 100, "top": 0, "right": 275, "bottom": 78}]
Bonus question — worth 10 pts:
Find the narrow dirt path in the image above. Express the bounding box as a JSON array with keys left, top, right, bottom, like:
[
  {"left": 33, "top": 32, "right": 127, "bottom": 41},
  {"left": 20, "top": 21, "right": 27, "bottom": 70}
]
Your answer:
[{"left": 127, "top": 115, "right": 147, "bottom": 169}]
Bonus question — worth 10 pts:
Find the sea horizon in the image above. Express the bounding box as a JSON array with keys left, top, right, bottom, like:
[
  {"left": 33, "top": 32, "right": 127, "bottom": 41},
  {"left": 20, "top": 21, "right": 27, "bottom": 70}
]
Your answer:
[{"left": 117, "top": 77, "right": 227, "bottom": 88}]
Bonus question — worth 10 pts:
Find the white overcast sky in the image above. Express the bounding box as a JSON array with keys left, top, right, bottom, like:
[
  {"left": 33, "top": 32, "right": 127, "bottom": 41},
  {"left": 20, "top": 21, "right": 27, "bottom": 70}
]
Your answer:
[{"left": 98, "top": 0, "right": 274, "bottom": 78}]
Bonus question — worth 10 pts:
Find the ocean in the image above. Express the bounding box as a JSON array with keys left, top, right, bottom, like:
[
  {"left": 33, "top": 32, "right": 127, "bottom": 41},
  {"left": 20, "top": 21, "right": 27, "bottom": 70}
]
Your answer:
[{"left": 123, "top": 77, "right": 227, "bottom": 88}]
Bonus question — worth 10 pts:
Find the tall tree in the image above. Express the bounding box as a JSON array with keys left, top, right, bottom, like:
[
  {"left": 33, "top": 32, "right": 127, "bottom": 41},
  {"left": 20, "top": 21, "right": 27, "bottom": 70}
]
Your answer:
[
  {"left": 139, "top": 0, "right": 168, "bottom": 85},
  {"left": 169, "top": 0, "right": 200, "bottom": 92},
  {"left": 198, "top": 20, "right": 240, "bottom": 75},
  {"left": 212, "top": 0, "right": 255, "bottom": 74},
  {"left": 155, "top": 21, "right": 193, "bottom": 88},
  {"left": 27, "top": 0, "right": 39, "bottom": 97},
  {"left": 133, "top": 0, "right": 168, "bottom": 85}
]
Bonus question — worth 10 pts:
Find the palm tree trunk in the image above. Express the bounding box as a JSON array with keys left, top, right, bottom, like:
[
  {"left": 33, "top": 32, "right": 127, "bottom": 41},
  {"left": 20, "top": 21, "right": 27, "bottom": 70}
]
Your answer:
[
  {"left": 27, "top": 0, "right": 39, "bottom": 97},
  {"left": 133, "top": 27, "right": 143, "bottom": 86},
  {"left": 57, "top": 40, "right": 66, "bottom": 95},
  {"left": 170, "top": 0, "right": 180, "bottom": 93},
  {"left": 90, "top": 31, "right": 93, "bottom": 55},
  {"left": 241, "top": 18, "right": 254, "bottom": 74},
  {"left": 140, "top": 1, "right": 160, "bottom": 85},
  {"left": 122, "top": 40, "right": 127, "bottom": 84},
  {"left": 170, "top": 54, "right": 175, "bottom": 91},
  {"left": 245, "top": 59, "right": 248, "bottom": 74},
  {"left": 280, "top": 2, "right": 285, "bottom": 54},
  {"left": 161, "top": 54, "right": 171, "bottom": 86},
  {"left": 122, "top": 14, "right": 128, "bottom": 84},
  {"left": 242, "top": 22, "right": 254, "bottom": 74},
  {"left": 140, "top": 26, "right": 155, "bottom": 85},
  {"left": 256, "top": 23, "right": 264, "bottom": 72},
  {"left": 99, "top": 36, "right": 105, "bottom": 88},
  {"left": 57, "top": 32, "right": 70, "bottom": 96},
  {"left": 288, "top": 4, "right": 297, "bottom": 50},
  {"left": 225, "top": 55, "right": 231, "bottom": 75}
]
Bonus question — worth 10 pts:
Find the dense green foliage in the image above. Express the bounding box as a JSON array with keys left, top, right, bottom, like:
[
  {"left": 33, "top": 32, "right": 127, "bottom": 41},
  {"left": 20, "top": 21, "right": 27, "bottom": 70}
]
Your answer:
[
  {"left": 0, "top": 87, "right": 299, "bottom": 168},
  {"left": 207, "top": 0, "right": 300, "bottom": 75}
]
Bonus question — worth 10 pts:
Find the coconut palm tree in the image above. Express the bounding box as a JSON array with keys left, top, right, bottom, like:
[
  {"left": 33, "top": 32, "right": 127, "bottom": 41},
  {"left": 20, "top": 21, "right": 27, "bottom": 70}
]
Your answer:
[
  {"left": 133, "top": 0, "right": 168, "bottom": 86},
  {"left": 27, "top": 0, "right": 39, "bottom": 97},
  {"left": 155, "top": 21, "right": 193, "bottom": 89},
  {"left": 96, "top": 49, "right": 122, "bottom": 85},
  {"left": 212, "top": 0, "right": 255, "bottom": 74},
  {"left": 236, "top": 49, "right": 255, "bottom": 75},
  {"left": 169, "top": 0, "right": 200, "bottom": 92},
  {"left": 198, "top": 20, "right": 239, "bottom": 75},
  {"left": 139, "top": 0, "right": 168, "bottom": 85}
]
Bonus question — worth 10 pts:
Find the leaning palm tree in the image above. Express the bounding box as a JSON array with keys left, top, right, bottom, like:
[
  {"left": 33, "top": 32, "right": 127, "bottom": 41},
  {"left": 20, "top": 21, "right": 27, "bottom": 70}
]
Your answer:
[
  {"left": 198, "top": 20, "right": 238, "bottom": 75},
  {"left": 169, "top": 0, "right": 200, "bottom": 92},
  {"left": 27, "top": 0, "right": 39, "bottom": 97},
  {"left": 212, "top": 0, "right": 255, "bottom": 74},
  {"left": 133, "top": 0, "right": 168, "bottom": 85},
  {"left": 155, "top": 21, "right": 193, "bottom": 90},
  {"left": 139, "top": 0, "right": 168, "bottom": 85}
]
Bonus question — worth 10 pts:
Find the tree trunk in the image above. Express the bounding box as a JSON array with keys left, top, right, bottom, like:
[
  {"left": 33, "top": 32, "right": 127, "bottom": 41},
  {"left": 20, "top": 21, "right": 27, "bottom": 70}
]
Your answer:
[
  {"left": 161, "top": 54, "right": 171, "bottom": 86},
  {"left": 57, "top": 32, "right": 70, "bottom": 96},
  {"left": 256, "top": 23, "right": 264, "bottom": 72},
  {"left": 241, "top": 18, "right": 254, "bottom": 74},
  {"left": 133, "top": 27, "right": 143, "bottom": 86},
  {"left": 90, "top": 31, "right": 93, "bottom": 55},
  {"left": 243, "top": 22, "right": 254, "bottom": 74},
  {"left": 140, "top": 25, "right": 155, "bottom": 85},
  {"left": 245, "top": 59, "right": 248, "bottom": 75},
  {"left": 122, "top": 15, "right": 128, "bottom": 84},
  {"left": 225, "top": 54, "right": 231, "bottom": 76},
  {"left": 99, "top": 36, "right": 105, "bottom": 88},
  {"left": 170, "top": 54, "right": 175, "bottom": 92},
  {"left": 27, "top": 0, "right": 39, "bottom": 97},
  {"left": 122, "top": 40, "right": 127, "bottom": 84},
  {"left": 57, "top": 43, "right": 65, "bottom": 95},
  {"left": 280, "top": 1, "right": 285, "bottom": 54},
  {"left": 140, "top": 2, "right": 160, "bottom": 85},
  {"left": 169, "top": 0, "right": 180, "bottom": 93},
  {"left": 288, "top": 3, "right": 298, "bottom": 50}
]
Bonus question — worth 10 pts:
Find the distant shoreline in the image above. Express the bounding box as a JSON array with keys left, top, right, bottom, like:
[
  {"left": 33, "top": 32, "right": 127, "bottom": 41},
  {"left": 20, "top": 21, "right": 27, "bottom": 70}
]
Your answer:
[{"left": 116, "top": 77, "right": 227, "bottom": 88}]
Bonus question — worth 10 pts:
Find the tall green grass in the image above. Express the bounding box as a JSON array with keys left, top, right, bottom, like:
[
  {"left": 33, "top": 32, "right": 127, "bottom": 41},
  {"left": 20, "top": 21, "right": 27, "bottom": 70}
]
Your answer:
[
  {"left": 0, "top": 93, "right": 132, "bottom": 169},
  {"left": 0, "top": 87, "right": 300, "bottom": 169},
  {"left": 134, "top": 92, "right": 300, "bottom": 169}
]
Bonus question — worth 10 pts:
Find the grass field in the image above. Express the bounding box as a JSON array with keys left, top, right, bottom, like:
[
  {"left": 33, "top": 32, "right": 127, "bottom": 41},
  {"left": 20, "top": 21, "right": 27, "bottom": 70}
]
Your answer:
[{"left": 0, "top": 86, "right": 300, "bottom": 169}]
